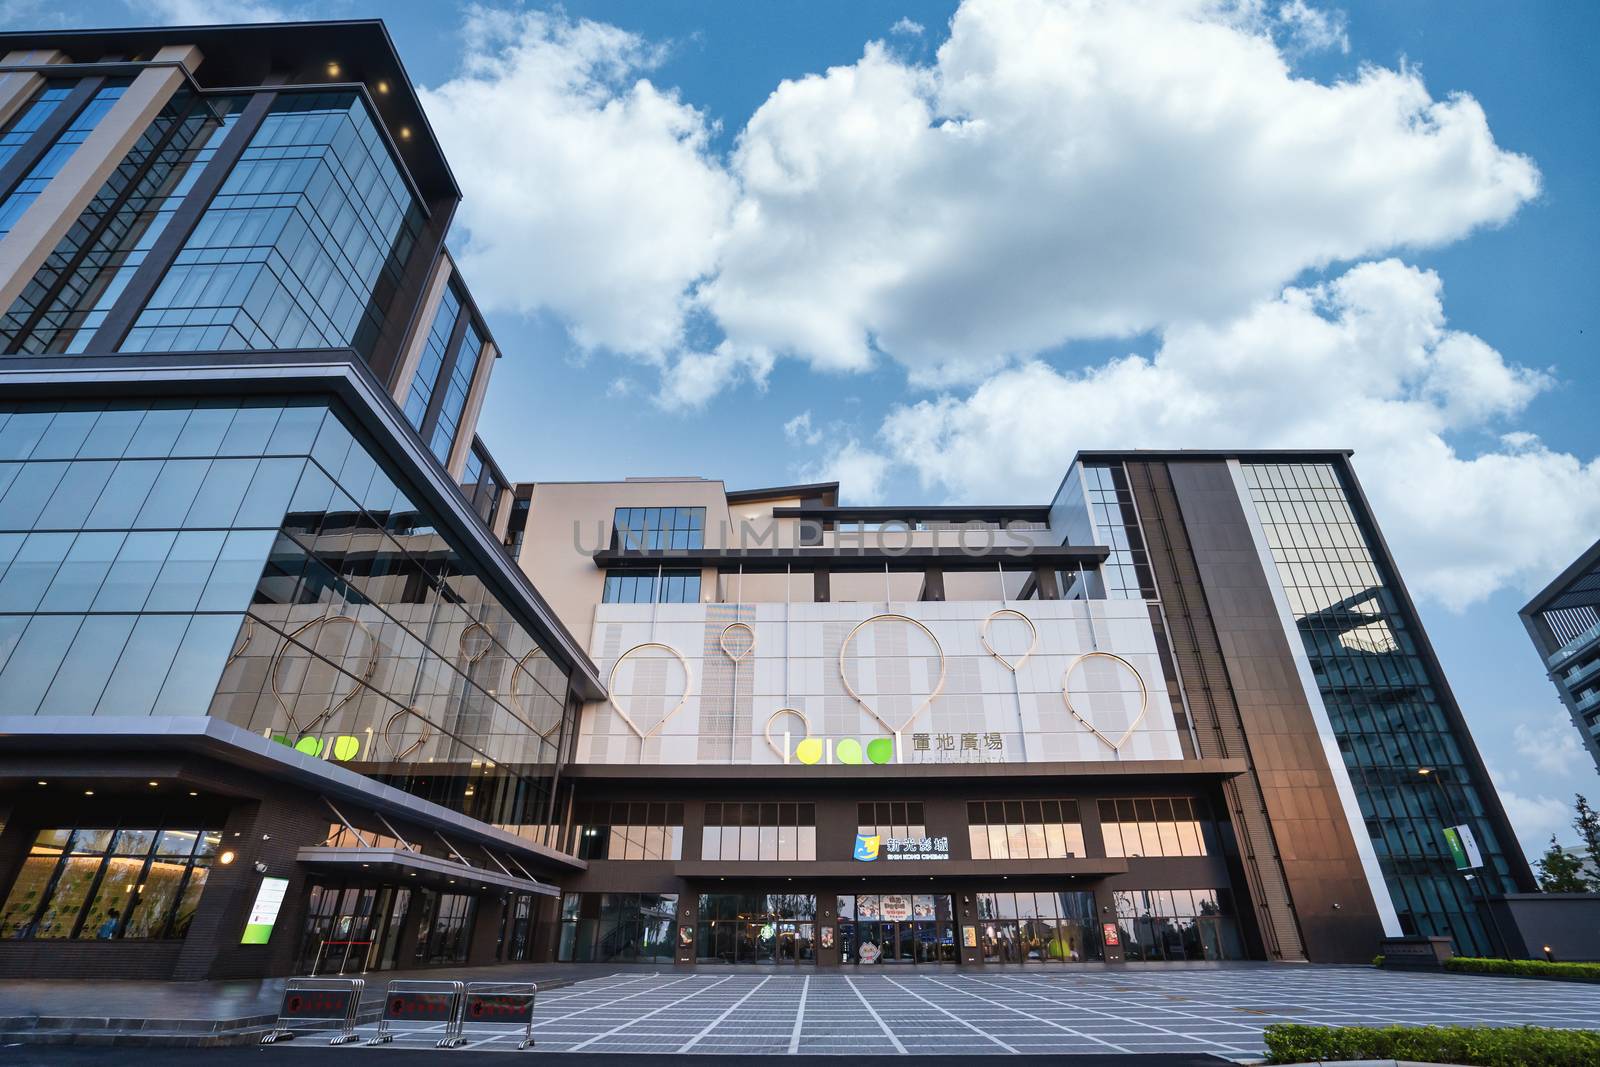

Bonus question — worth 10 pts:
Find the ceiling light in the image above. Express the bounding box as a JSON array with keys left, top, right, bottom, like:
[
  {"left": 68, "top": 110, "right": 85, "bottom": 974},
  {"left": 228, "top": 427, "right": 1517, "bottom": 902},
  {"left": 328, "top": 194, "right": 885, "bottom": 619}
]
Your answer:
[
  {"left": 83, "top": 790, "right": 94, "bottom": 796},
  {"left": 148, "top": 781, "right": 159, "bottom": 787},
  {"left": 376, "top": 79, "right": 389, "bottom": 94},
  {"left": 219, "top": 850, "right": 236, "bottom": 865},
  {"left": 327, "top": 62, "right": 341, "bottom": 78},
  {"left": 36, "top": 780, "right": 46, "bottom": 786},
  {"left": 398, "top": 126, "right": 412, "bottom": 140}
]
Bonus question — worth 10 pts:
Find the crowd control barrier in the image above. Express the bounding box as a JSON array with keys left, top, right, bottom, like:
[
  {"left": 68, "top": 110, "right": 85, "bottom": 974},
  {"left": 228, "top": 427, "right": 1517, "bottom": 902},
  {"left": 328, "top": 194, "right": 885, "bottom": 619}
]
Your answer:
[
  {"left": 462, "top": 981, "right": 539, "bottom": 1049},
  {"left": 366, "top": 979, "right": 467, "bottom": 1048},
  {"left": 260, "top": 977, "right": 365, "bottom": 1045}
]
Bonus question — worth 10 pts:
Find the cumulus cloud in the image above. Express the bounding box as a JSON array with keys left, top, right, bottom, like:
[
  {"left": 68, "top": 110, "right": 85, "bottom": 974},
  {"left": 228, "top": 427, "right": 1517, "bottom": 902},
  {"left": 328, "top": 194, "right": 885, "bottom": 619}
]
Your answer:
[
  {"left": 797, "top": 440, "right": 892, "bottom": 503},
  {"left": 1275, "top": 0, "right": 1349, "bottom": 55},
  {"left": 1514, "top": 708, "right": 1588, "bottom": 777},
  {"left": 420, "top": 5, "right": 736, "bottom": 364},
  {"left": 865, "top": 260, "right": 1595, "bottom": 610},
  {"left": 891, "top": 17, "right": 926, "bottom": 37},
  {"left": 702, "top": 0, "right": 1538, "bottom": 385},
  {"left": 429, "top": 0, "right": 1536, "bottom": 400}
]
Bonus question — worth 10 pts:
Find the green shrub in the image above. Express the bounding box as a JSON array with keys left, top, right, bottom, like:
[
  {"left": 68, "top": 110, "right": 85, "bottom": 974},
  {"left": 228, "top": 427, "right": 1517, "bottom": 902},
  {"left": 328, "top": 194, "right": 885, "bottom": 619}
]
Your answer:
[
  {"left": 1372, "top": 954, "right": 1384, "bottom": 967},
  {"left": 1264, "top": 1024, "right": 1600, "bottom": 1066},
  {"left": 1444, "top": 957, "right": 1600, "bottom": 983}
]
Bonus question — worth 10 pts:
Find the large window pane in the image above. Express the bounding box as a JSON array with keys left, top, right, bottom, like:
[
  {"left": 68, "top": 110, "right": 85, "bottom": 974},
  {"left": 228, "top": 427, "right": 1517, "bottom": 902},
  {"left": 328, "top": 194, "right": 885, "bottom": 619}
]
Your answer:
[
  {"left": 0, "top": 614, "right": 82, "bottom": 714},
  {"left": 91, "top": 530, "right": 174, "bottom": 611},
  {"left": 39, "top": 531, "right": 124, "bottom": 610},
  {"left": 37, "top": 614, "right": 136, "bottom": 716},
  {"left": 95, "top": 614, "right": 188, "bottom": 716}
]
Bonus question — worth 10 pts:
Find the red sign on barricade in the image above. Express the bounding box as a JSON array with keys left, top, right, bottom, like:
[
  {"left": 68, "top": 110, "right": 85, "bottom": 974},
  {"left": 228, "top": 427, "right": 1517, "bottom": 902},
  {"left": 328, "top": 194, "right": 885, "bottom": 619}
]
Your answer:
[
  {"left": 366, "top": 980, "right": 466, "bottom": 1048},
  {"left": 463, "top": 982, "right": 538, "bottom": 1049},
  {"left": 261, "top": 977, "right": 364, "bottom": 1045}
]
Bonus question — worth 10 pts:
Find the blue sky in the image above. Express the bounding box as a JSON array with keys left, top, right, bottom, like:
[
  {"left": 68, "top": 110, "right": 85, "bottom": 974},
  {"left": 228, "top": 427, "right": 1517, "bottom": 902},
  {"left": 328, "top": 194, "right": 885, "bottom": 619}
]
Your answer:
[{"left": 19, "top": 1, "right": 1599, "bottom": 859}]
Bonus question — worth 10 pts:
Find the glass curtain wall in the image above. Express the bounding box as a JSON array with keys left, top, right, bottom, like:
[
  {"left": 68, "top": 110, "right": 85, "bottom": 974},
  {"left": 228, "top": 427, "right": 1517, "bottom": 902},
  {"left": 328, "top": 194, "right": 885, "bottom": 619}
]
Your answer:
[
  {"left": 557, "top": 892, "right": 678, "bottom": 963},
  {"left": 0, "top": 80, "right": 131, "bottom": 241},
  {"left": 1240, "top": 461, "right": 1516, "bottom": 956},
  {"left": 0, "top": 81, "right": 76, "bottom": 169},
  {"left": 695, "top": 893, "right": 813, "bottom": 964},
  {"left": 119, "top": 92, "right": 423, "bottom": 360},
  {"left": 971, "top": 891, "right": 1099, "bottom": 964},
  {"left": 0, "top": 397, "right": 574, "bottom": 834}
]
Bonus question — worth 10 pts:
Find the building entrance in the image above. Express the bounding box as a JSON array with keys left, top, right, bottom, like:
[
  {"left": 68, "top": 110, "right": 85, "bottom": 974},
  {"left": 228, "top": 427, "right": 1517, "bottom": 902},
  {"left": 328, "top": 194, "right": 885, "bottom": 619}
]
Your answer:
[
  {"left": 695, "top": 892, "right": 816, "bottom": 964},
  {"left": 839, "top": 893, "right": 956, "bottom": 964}
]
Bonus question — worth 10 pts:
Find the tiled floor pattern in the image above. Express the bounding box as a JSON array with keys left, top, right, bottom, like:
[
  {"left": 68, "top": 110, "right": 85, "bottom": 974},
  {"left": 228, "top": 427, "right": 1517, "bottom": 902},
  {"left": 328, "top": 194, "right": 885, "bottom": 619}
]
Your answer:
[{"left": 298, "top": 967, "right": 1600, "bottom": 1059}]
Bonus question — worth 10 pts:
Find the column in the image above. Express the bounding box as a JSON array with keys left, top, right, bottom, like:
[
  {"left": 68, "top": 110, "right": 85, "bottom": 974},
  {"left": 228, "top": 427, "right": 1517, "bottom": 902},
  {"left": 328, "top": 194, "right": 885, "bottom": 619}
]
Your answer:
[
  {"left": 0, "top": 44, "right": 202, "bottom": 314},
  {"left": 0, "top": 49, "right": 66, "bottom": 127}
]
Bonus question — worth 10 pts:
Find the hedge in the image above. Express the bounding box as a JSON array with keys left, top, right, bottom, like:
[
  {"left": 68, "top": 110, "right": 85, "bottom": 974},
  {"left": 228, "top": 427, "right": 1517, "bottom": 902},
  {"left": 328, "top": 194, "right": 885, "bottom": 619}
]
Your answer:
[
  {"left": 1444, "top": 957, "right": 1600, "bottom": 983},
  {"left": 1264, "top": 1024, "right": 1600, "bottom": 1066}
]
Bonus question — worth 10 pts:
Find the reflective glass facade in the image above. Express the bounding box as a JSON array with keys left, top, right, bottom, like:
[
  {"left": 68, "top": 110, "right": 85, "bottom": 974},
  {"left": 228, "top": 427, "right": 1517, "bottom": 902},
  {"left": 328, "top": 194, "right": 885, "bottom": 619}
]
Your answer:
[
  {"left": 0, "top": 80, "right": 129, "bottom": 241},
  {"left": 0, "top": 81, "right": 73, "bottom": 170},
  {"left": 120, "top": 92, "right": 423, "bottom": 359},
  {"left": 0, "top": 397, "right": 574, "bottom": 838},
  {"left": 402, "top": 282, "right": 460, "bottom": 430},
  {"left": 2, "top": 92, "right": 239, "bottom": 354},
  {"left": 1241, "top": 460, "right": 1514, "bottom": 955},
  {"left": 428, "top": 319, "right": 480, "bottom": 463}
]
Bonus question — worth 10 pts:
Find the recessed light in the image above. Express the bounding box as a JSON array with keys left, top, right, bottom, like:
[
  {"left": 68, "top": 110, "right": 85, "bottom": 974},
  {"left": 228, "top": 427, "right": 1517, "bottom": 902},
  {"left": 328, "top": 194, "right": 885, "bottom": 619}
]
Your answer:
[
  {"left": 189, "top": 791, "right": 198, "bottom": 797},
  {"left": 83, "top": 790, "right": 94, "bottom": 796},
  {"left": 398, "top": 126, "right": 412, "bottom": 140},
  {"left": 327, "top": 62, "right": 341, "bottom": 78},
  {"left": 148, "top": 781, "right": 159, "bottom": 787},
  {"left": 219, "top": 850, "right": 236, "bottom": 865},
  {"left": 36, "top": 780, "right": 46, "bottom": 786},
  {"left": 376, "top": 79, "right": 389, "bottom": 94}
]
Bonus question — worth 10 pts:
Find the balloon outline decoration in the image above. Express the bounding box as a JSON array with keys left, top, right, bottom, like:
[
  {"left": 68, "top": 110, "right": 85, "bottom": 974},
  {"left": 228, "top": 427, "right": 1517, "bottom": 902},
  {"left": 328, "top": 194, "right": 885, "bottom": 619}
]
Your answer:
[
  {"left": 718, "top": 621, "right": 756, "bottom": 662},
  {"left": 511, "top": 648, "right": 566, "bottom": 741},
  {"left": 980, "top": 607, "right": 1038, "bottom": 672},
  {"left": 270, "top": 614, "right": 379, "bottom": 740},
  {"left": 1061, "top": 651, "right": 1149, "bottom": 751},
  {"left": 606, "top": 642, "right": 693, "bottom": 740},
  {"left": 837, "top": 613, "right": 947, "bottom": 735},
  {"left": 382, "top": 705, "right": 433, "bottom": 762},
  {"left": 763, "top": 707, "right": 810, "bottom": 760}
]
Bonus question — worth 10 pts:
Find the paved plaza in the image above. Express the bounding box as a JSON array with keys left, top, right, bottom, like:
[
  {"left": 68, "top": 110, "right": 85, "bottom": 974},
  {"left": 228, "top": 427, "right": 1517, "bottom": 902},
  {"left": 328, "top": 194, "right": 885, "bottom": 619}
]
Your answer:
[{"left": 262, "top": 965, "right": 1600, "bottom": 1060}]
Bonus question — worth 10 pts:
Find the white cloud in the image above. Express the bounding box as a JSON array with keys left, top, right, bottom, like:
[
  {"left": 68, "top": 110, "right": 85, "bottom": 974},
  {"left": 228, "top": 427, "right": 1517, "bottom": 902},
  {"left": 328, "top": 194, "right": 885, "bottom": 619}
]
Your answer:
[
  {"left": 798, "top": 440, "right": 891, "bottom": 503},
  {"left": 429, "top": 0, "right": 1536, "bottom": 405},
  {"left": 1275, "top": 0, "right": 1349, "bottom": 55},
  {"left": 130, "top": 0, "right": 298, "bottom": 22},
  {"left": 891, "top": 17, "right": 926, "bottom": 37},
  {"left": 784, "top": 410, "right": 823, "bottom": 446},
  {"left": 866, "top": 259, "right": 1597, "bottom": 610},
  {"left": 1514, "top": 708, "right": 1588, "bottom": 777},
  {"left": 701, "top": 0, "right": 1537, "bottom": 386},
  {"left": 1489, "top": 763, "right": 1573, "bottom": 857},
  {"left": 420, "top": 6, "right": 736, "bottom": 363}
]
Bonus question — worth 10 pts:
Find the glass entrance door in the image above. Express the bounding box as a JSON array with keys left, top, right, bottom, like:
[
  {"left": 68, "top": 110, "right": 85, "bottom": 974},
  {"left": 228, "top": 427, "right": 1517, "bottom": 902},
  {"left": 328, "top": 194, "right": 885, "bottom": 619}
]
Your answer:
[{"left": 840, "top": 894, "right": 954, "bottom": 965}]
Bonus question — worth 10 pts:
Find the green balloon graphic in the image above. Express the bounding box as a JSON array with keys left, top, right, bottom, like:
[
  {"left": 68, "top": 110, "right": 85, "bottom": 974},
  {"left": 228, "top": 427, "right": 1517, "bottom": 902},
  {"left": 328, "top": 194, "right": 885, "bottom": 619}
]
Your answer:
[
  {"left": 294, "top": 736, "right": 321, "bottom": 757},
  {"left": 331, "top": 735, "right": 360, "bottom": 761},
  {"left": 836, "top": 738, "right": 863, "bottom": 764},
  {"left": 867, "top": 737, "right": 894, "bottom": 764}
]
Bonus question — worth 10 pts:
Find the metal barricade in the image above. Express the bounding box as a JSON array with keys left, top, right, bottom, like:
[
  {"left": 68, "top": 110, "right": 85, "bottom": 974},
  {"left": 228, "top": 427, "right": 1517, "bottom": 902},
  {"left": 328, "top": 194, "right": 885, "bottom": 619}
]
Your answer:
[
  {"left": 462, "top": 981, "right": 539, "bottom": 1050},
  {"left": 260, "top": 977, "right": 364, "bottom": 1045},
  {"left": 366, "top": 979, "right": 466, "bottom": 1048}
]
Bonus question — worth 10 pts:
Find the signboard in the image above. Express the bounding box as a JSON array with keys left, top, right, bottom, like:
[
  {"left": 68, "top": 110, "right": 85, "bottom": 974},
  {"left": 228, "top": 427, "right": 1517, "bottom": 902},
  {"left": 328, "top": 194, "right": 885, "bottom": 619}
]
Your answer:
[
  {"left": 962, "top": 925, "right": 978, "bottom": 948},
  {"left": 880, "top": 895, "right": 912, "bottom": 921},
  {"left": 1101, "top": 922, "right": 1121, "bottom": 947},
  {"left": 883, "top": 836, "right": 950, "bottom": 861},
  {"left": 854, "top": 834, "right": 881, "bottom": 861},
  {"left": 242, "top": 876, "right": 290, "bottom": 945},
  {"left": 820, "top": 926, "right": 834, "bottom": 950},
  {"left": 1443, "top": 824, "right": 1484, "bottom": 870}
]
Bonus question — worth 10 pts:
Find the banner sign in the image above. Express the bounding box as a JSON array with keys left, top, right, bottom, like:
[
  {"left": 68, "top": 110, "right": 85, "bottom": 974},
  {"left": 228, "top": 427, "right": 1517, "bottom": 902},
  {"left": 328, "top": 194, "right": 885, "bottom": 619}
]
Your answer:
[
  {"left": 241, "top": 876, "right": 289, "bottom": 945},
  {"left": 1443, "top": 824, "right": 1484, "bottom": 870},
  {"left": 1101, "top": 922, "right": 1121, "bottom": 947},
  {"left": 883, "top": 836, "right": 951, "bottom": 861}
]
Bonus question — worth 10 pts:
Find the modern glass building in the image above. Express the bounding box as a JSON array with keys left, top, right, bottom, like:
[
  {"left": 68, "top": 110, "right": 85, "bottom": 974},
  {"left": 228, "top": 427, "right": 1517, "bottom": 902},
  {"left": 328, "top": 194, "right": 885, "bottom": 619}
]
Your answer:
[
  {"left": 1521, "top": 538, "right": 1600, "bottom": 775},
  {"left": 0, "top": 22, "right": 603, "bottom": 981},
  {"left": 0, "top": 19, "right": 1534, "bottom": 981}
]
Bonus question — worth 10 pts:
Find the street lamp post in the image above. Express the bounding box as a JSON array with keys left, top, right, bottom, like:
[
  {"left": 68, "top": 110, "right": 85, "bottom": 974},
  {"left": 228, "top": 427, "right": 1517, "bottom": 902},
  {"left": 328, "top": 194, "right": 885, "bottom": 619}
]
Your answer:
[{"left": 1418, "top": 766, "right": 1508, "bottom": 958}]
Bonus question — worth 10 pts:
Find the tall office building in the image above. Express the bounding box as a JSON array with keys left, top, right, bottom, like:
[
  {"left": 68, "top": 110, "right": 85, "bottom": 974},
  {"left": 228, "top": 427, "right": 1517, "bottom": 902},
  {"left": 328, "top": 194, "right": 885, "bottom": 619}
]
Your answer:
[
  {"left": 511, "top": 453, "right": 1530, "bottom": 969},
  {"left": 0, "top": 23, "right": 601, "bottom": 980},
  {"left": 1521, "top": 538, "right": 1600, "bottom": 775}
]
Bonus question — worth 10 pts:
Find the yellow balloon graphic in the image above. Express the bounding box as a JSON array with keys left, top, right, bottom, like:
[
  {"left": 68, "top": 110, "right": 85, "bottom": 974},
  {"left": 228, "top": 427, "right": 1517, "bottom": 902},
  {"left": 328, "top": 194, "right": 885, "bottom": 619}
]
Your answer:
[{"left": 795, "top": 737, "right": 824, "bottom": 765}]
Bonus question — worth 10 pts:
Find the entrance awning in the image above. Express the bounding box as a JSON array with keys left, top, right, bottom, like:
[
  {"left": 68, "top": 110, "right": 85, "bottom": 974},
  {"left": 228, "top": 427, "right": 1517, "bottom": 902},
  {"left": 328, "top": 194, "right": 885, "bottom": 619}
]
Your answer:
[{"left": 296, "top": 846, "right": 560, "bottom": 897}]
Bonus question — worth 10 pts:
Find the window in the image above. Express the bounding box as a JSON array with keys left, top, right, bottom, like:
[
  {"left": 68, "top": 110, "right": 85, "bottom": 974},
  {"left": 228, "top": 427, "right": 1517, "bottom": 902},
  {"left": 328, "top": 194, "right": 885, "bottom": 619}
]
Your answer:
[
  {"left": 0, "top": 81, "right": 131, "bottom": 242},
  {"left": 967, "top": 800, "right": 1085, "bottom": 860},
  {"left": 857, "top": 802, "right": 926, "bottom": 841},
  {"left": 428, "top": 320, "right": 482, "bottom": 464},
  {"left": 1112, "top": 888, "right": 1242, "bottom": 962},
  {"left": 602, "top": 569, "right": 701, "bottom": 604},
  {"left": 0, "top": 825, "right": 220, "bottom": 940},
  {"left": 970, "top": 891, "right": 1100, "bottom": 963},
  {"left": 611, "top": 506, "right": 704, "bottom": 551},
  {"left": 1082, "top": 463, "right": 1157, "bottom": 600},
  {"left": 557, "top": 892, "right": 678, "bottom": 963},
  {"left": 1098, "top": 797, "right": 1214, "bottom": 857},
  {"left": 403, "top": 285, "right": 460, "bottom": 431},
  {"left": 120, "top": 92, "right": 424, "bottom": 361},
  {"left": 701, "top": 802, "right": 815, "bottom": 861},
  {"left": 570, "top": 802, "right": 683, "bottom": 861},
  {"left": 0, "top": 81, "right": 74, "bottom": 171}
]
